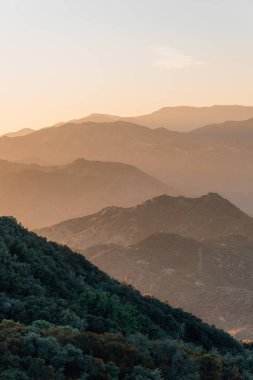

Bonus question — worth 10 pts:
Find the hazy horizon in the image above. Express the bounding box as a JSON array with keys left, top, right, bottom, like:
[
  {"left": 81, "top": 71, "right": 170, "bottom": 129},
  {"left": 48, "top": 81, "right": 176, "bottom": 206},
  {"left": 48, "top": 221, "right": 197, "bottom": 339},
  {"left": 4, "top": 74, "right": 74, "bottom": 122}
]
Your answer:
[
  {"left": 1, "top": 0, "right": 253, "bottom": 133},
  {"left": 3, "top": 103, "right": 253, "bottom": 135}
]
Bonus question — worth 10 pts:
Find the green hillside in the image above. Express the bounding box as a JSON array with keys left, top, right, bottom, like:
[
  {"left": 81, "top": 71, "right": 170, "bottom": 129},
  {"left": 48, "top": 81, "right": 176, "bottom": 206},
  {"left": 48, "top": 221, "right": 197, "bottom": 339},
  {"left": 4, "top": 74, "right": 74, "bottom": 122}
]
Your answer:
[{"left": 0, "top": 217, "right": 252, "bottom": 379}]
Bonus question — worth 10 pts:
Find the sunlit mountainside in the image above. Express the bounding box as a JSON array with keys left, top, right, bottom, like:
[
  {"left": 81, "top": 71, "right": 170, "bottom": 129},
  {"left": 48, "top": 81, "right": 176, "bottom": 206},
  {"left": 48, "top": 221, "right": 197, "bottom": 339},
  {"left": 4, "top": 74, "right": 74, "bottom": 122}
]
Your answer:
[{"left": 38, "top": 193, "right": 253, "bottom": 340}]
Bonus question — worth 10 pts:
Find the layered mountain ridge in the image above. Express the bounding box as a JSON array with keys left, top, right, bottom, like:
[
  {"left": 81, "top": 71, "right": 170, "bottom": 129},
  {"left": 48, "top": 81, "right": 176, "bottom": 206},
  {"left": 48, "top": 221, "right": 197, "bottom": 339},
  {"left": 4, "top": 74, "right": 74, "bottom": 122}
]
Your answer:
[
  {"left": 38, "top": 194, "right": 253, "bottom": 339},
  {"left": 0, "top": 158, "right": 170, "bottom": 228},
  {"left": 62, "top": 105, "right": 253, "bottom": 132},
  {"left": 1, "top": 117, "right": 253, "bottom": 213},
  {"left": 38, "top": 193, "right": 253, "bottom": 250}
]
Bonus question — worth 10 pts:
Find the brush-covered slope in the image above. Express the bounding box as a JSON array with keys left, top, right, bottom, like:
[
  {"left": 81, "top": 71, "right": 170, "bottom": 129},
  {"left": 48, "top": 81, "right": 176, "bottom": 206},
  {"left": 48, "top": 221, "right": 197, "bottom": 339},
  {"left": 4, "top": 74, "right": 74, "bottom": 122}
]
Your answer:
[
  {"left": 84, "top": 233, "right": 253, "bottom": 340},
  {"left": 38, "top": 193, "right": 253, "bottom": 250},
  {"left": 1, "top": 216, "right": 253, "bottom": 379},
  {"left": 0, "top": 159, "right": 169, "bottom": 229}
]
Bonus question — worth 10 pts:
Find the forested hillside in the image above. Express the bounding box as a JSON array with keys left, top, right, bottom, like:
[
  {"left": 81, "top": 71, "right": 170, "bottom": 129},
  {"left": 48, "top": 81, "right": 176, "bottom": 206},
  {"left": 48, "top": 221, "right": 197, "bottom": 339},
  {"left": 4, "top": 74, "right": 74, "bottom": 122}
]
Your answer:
[{"left": 1, "top": 217, "right": 253, "bottom": 379}]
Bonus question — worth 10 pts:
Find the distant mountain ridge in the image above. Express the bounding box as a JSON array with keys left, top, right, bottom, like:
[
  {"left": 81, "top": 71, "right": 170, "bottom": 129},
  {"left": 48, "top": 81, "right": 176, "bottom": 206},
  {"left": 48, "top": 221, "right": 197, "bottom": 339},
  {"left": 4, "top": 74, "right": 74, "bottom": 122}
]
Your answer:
[
  {"left": 38, "top": 193, "right": 253, "bottom": 250},
  {"left": 0, "top": 158, "right": 170, "bottom": 228},
  {"left": 63, "top": 105, "right": 253, "bottom": 132},
  {"left": 3, "top": 128, "right": 34, "bottom": 138},
  {"left": 1, "top": 117, "right": 253, "bottom": 213},
  {"left": 4, "top": 105, "right": 253, "bottom": 137}
]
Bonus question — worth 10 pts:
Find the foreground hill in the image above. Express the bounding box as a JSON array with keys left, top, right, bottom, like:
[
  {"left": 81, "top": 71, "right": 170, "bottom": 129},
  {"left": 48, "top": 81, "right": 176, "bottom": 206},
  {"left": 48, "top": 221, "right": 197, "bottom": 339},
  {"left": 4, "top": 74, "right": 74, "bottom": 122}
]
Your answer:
[
  {"left": 38, "top": 193, "right": 253, "bottom": 250},
  {"left": 66, "top": 105, "right": 253, "bottom": 132},
  {"left": 84, "top": 233, "right": 253, "bottom": 340},
  {"left": 38, "top": 194, "right": 253, "bottom": 339},
  {"left": 1, "top": 117, "right": 253, "bottom": 212},
  {"left": 0, "top": 159, "right": 169, "bottom": 228},
  {"left": 0, "top": 216, "right": 252, "bottom": 379}
]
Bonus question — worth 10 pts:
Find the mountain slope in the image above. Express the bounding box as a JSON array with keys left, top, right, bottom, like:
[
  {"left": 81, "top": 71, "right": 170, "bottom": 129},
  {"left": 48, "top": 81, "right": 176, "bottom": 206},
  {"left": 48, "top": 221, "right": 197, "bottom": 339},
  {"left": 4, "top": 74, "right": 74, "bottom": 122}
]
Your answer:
[
  {"left": 0, "top": 159, "right": 37, "bottom": 178},
  {"left": 3, "top": 128, "right": 34, "bottom": 138},
  {"left": 38, "top": 193, "right": 253, "bottom": 250},
  {"left": 0, "top": 216, "right": 251, "bottom": 379},
  {"left": 84, "top": 232, "right": 253, "bottom": 340},
  {"left": 0, "top": 159, "right": 55, "bottom": 179},
  {"left": 0, "top": 159, "right": 170, "bottom": 228},
  {"left": 191, "top": 117, "right": 253, "bottom": 147},
  {"left": 38, "top": 195, "right": 253, "bottom": 339},
  {"left": 0, "top": 121, "right": 177, "bottom": 164}
]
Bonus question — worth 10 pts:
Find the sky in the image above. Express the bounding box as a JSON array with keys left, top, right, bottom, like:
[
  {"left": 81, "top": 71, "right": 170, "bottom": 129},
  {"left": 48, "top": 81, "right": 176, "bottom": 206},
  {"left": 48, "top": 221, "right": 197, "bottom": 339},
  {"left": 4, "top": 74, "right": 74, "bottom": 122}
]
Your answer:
[{"left": 0, "top": 0, "right": 253, "bottom": 133}]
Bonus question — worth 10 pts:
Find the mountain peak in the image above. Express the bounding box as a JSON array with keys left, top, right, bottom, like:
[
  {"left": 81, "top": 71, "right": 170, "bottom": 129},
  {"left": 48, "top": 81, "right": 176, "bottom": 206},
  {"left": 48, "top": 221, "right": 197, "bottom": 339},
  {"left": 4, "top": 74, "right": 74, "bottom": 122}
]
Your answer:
[
  {"left": 201, "top": 192, "right": 226, "bottom": 201},
  {"left": 39, "top": 192, "right": 253, "bottom": 252},
  {"left": 142, "top": 193, "right": 229, "bottom": 209},
  {"left": 144, "top": 192, "right": 244, "bottom": 214}
]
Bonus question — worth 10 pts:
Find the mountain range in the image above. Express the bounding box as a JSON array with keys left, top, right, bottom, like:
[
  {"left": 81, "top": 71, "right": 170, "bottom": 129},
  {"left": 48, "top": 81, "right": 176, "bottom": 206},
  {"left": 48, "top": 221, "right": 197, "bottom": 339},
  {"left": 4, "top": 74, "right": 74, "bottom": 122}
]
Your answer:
[
  {"left": 62, "top": 105, "right": 253, "bottom": 132},
  {"left": 38, "top": 193, "right": 253, "bottom": 249},
  {"left": 2, "top": 106, "right": 253, "bottom": 350},
  {"left": 38, "top": 193, "right": 253, "bottom": 339},
  {"left": 1, "top": 116, "right": 253, "bottom": 213},
  {"left": 0, "top": 158, "right": 170, "bottom": 228}
]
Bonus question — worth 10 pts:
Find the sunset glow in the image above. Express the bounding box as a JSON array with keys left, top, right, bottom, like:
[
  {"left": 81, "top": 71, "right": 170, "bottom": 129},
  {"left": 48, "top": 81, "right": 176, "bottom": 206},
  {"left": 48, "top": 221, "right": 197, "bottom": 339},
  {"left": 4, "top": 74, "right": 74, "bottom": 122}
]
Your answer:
[{"left": 1, "top": 0, "right": 253, "bottom": 133}]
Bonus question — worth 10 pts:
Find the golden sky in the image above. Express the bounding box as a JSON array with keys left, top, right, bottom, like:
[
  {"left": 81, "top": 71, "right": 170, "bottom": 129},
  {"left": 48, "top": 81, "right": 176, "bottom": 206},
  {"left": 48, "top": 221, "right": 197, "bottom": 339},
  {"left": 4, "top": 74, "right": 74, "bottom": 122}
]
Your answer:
[{"left": 1, "top": 0, "right": 253, "bottom": 133}]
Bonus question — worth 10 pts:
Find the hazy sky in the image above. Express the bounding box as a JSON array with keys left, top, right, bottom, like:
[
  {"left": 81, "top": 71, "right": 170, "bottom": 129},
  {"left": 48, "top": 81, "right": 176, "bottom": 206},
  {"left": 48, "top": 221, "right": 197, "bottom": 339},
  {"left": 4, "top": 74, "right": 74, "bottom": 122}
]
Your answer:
[{"left": 1, "top": 0, "right": 253, "bottom": 133}]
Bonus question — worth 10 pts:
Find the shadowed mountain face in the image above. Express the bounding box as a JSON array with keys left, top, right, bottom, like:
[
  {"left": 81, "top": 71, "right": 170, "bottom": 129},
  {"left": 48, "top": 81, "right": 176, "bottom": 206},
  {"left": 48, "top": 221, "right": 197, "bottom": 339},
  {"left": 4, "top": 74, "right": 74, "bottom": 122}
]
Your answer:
[
  {"left": 0, "top": 159, "right": 170, "bottom": 228},
  {"left": 83, "top": 233, "right": 253, "bottom": 340},
  {"left": 38, "top": 193, "right": 253, "bottom": 250},
  {"left": 66, "top": 105, "right": 253, "bottom": 132},
  {"left": 1, "top": 118, "right": 253, "bottom": 212}
]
